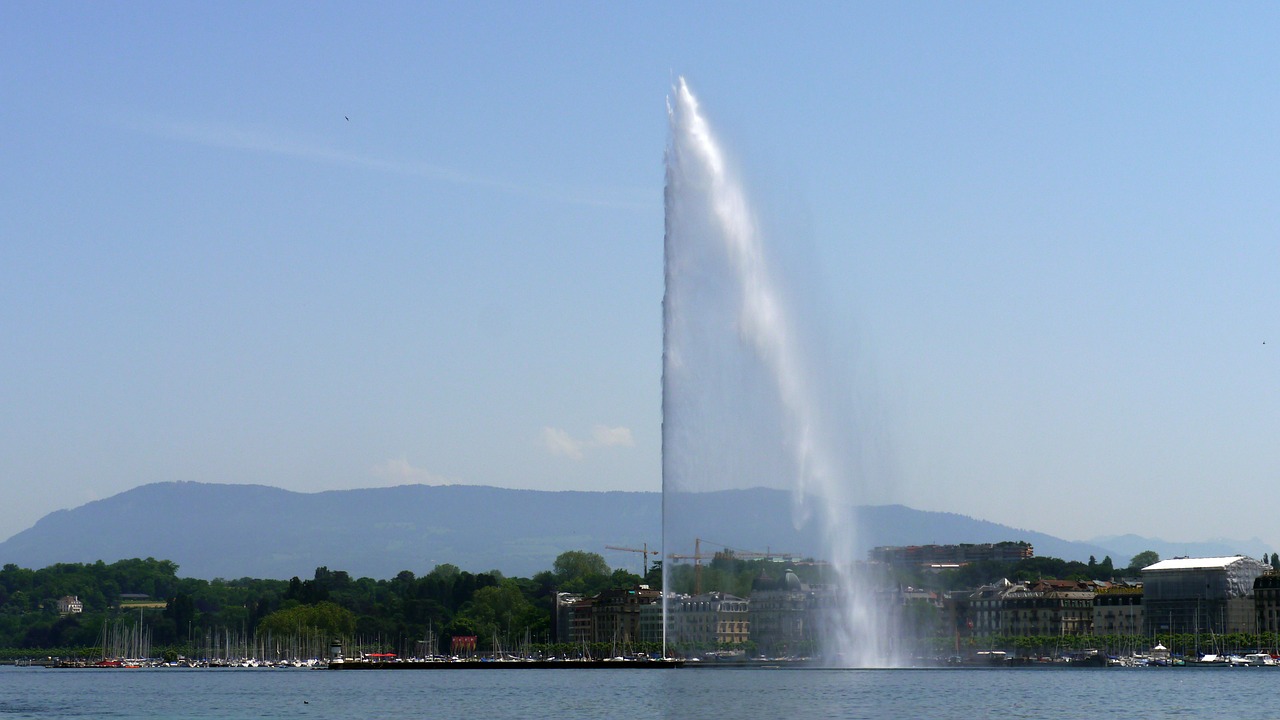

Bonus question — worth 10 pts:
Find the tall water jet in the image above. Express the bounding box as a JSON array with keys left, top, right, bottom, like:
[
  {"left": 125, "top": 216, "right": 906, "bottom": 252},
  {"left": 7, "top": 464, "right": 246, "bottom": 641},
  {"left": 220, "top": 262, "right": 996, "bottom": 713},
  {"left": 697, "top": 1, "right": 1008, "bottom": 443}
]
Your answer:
[{"left": 662, "top": 78, "right": 900, "bottom": 667}]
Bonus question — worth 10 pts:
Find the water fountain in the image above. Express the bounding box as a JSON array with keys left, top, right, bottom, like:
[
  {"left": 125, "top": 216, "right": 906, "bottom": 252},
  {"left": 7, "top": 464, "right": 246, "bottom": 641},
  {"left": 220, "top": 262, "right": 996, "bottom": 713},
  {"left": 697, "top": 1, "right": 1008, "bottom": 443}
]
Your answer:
[{"left": 661, "top": 78, "right": 900, "bottom": 667}]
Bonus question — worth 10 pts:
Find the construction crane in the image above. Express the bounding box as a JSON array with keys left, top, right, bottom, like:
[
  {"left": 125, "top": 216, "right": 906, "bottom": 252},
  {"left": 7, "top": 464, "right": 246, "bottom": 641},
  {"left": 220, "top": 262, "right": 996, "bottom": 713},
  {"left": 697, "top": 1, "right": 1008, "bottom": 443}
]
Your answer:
[
  {"left": 667, "top": 538, "right": 710, "bottom": 596},
  {"left": 668, "top": 539, "right": 797, "bottom": 596},
  {"left": 605, "top": 543, "right": 659, "bottom": 577}
]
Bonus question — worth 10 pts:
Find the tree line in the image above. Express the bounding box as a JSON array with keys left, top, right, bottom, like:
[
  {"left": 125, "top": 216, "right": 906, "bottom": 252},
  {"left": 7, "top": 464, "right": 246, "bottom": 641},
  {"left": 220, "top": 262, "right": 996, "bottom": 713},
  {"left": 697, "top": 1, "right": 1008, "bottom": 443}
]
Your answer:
[
  {"left": 0, "top": 547, "right": 1167, "bottom": 659},
  {"left": 0, "top": 550, "right": 656, "bottom": 659}
]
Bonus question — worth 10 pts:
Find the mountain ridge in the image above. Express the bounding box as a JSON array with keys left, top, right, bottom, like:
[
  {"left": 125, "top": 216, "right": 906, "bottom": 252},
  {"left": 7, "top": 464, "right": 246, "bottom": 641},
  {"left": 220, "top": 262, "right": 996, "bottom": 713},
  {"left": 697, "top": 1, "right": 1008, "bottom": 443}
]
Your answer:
[{"left": 0, "top": 482, "right": 1266, "bottom": 580}]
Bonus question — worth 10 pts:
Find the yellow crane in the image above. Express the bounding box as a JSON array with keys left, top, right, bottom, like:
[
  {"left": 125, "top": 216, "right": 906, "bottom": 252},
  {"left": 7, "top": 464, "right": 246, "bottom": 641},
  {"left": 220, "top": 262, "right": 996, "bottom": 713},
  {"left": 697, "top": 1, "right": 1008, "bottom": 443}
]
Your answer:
[
  {"left": 667, "top": 538, "right": 709, "bottom": 595},
  {"left": 668, "top": 539, "right": 797, "bottom": 595},
  {"left": 605, "top": 543, "right": 659, "bottom": 577}
]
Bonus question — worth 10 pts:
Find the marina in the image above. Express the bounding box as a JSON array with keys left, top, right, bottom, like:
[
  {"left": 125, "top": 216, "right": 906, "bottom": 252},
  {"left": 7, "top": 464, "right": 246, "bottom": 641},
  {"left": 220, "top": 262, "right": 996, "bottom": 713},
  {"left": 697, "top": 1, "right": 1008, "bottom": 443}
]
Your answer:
[{"left": 328, "top": 657, "right": 683, "bottom": 669}]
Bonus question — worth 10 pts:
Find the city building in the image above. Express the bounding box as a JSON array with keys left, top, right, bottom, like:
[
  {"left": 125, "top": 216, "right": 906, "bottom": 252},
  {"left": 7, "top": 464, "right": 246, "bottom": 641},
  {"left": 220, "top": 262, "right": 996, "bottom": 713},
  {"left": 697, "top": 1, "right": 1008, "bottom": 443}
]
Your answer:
[
  {"left": 1253, "top": 573, "right": 1280, "bottom": 635},
  {"left": 1000, "top": 579, "right": 1095, "bottom": 637},
  {"left": 639, "top": 599, "right": 666, "bottom": 646},
  {"left": 569, "top": 596, "right": 595, "bottom": 647},
  {"left": 1142, "top": 556, "right": 1269, "bottom": 636},
  {"left": 868, "top": 542, "right": 1034, "bottom": 568},
  {"left": 1093, "top": 585, "right": 1144, "bottom": 636},
  {"left": 589, "top": 585, "right": 661, "bottom": 647},
  {"left": 956, "top": 578, "right": 1099, "bottom": 639},
  {"left": 747, "top": 569, "right": 828, "bottom": 657},
  {"left": 898, "top": 586, "right": 947, "bottom": 643},
  {"left": 963, "top": 579, "right": 1012, "bottom": 637},
  {"left": 552, "top": 592, "right": 582, "bottom": 644},
  {"left": 669, "top": 591, "right": 749, "bottom": 652}
]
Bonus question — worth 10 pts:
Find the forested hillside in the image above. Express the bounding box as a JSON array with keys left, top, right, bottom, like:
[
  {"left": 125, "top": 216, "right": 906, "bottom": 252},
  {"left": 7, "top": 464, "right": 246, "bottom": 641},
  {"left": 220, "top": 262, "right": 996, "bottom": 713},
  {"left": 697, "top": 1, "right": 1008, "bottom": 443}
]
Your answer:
[{"left": 0, "top": 553, "right": 656, "bottom": 659}]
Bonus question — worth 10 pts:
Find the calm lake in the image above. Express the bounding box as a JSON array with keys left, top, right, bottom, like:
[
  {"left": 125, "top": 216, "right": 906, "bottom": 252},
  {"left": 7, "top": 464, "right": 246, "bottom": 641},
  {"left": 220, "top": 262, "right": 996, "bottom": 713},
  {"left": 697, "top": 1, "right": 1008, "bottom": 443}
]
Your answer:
[{"left": 2, "top": 665, "right": 1276, "bottom": 719}]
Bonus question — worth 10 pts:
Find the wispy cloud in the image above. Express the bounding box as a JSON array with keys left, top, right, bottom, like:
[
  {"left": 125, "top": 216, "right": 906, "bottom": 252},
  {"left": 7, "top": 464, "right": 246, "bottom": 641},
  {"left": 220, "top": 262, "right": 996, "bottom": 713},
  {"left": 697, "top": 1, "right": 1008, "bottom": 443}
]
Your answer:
[
  {"left": 542, "top": 427, "right": 586, "bottom": 461},
  {"left": 542, "top": 425, "right": 635, "bottom": 461},
  {"left": 117, "top": 114, "right": 651, "bottom": 210},
  {"left": 371, "top": 457, "right": 454, "bottom": 485},
  {"left": 591, "top": 425, "right": 635, "bottom": 447}
]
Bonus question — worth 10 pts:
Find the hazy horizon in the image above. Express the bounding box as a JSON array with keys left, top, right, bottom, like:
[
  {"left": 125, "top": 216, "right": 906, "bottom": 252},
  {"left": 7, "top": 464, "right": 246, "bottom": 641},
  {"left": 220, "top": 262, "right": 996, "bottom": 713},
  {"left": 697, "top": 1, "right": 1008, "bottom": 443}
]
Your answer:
[{"left": 5, "top": 479, "right": 1274, "bottom": 564}]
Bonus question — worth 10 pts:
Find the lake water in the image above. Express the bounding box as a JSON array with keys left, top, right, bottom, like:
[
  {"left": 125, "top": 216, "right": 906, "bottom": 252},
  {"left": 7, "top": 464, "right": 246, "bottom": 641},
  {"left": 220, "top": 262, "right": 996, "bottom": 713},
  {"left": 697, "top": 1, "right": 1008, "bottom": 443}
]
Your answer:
[{"left": 2, "top": 665, "right": 1278, "bottom": 719}]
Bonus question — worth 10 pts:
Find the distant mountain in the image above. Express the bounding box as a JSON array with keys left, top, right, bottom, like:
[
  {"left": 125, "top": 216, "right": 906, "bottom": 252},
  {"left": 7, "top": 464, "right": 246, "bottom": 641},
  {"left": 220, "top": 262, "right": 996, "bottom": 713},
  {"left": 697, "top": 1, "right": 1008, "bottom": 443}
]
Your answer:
[
  {"left": 0, "top": 483, "right": 659, "bottom": 581},
  {"left": 1089, "top": 533, "right": 1275, "bottom": 567},
  {"left": 0, "top": 481, "right": 1201, "bottom": 580}
]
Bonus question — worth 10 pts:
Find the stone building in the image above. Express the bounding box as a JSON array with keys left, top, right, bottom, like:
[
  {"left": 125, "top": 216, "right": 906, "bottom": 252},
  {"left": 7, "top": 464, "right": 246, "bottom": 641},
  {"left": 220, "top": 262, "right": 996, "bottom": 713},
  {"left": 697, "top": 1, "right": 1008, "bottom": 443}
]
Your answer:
[
  {"left": 1253, "top": 573, "right": 1280, "bottom": 635},
  {"left": 552, "top": 592, "right": 582, "bottom": 644},
  {"left": 587, "top": 585, "right": 661, "bottom": 646},
  {"left": 639, "top": 600, "right": 665, "bottom": 646},
  {"left": 1093, "top": 585, "right": 1144, "bottom": 636},
  {"left": 747, "top": 569, "right": 827, "bottom": 657},
  {"left": 869, "top": 542, "right": 1034, "bottom": 568},
  {"left": 964, "top": 579, "right": 1013, "bottom": 637},
  {"left": 569, "top": 597, "right": 595, "bottom": 647},
  {"left": 1000, "top": 579, "right": 1095, "bottom": 637},
  {"left": 669, "top": 591, "right": 749, "bottom": 653},
  {"left": 958, "top": 579, "right": 1099, "bottom": 638}
]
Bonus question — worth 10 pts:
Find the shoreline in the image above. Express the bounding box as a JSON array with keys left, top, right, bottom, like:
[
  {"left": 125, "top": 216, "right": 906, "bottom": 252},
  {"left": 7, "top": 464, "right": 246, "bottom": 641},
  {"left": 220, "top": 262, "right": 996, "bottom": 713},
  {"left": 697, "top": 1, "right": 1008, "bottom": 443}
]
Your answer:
[{"left": 329, "top": 659, "right": 684, "bottom": 670}]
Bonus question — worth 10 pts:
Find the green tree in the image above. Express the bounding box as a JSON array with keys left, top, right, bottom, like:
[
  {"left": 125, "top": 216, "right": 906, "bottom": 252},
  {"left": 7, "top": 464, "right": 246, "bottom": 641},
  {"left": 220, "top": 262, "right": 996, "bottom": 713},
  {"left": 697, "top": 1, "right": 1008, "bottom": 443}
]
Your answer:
[
  {"left": 256, "top": 601, "right": 356, "bottom": 638},
  {"left": 644, "top": 561, "right": 663, "bottom": 589},
  {"left": 608, "top": 568, "right": 643, "bottom": 589},
  {"left": 426, "top": 564, "right": 461, "bottom": 584},
  {"left": 1126, "top": 550, "right": 1160, "bottom": 574},
  {"left": 164, "top": 594, "right": 196, "bottom": 641},
  {"left": 551, "top": 551, "right": 610, "bottom": 594},
  {"left": 462, "top": 580, "right": 535, "bottom": 648}
]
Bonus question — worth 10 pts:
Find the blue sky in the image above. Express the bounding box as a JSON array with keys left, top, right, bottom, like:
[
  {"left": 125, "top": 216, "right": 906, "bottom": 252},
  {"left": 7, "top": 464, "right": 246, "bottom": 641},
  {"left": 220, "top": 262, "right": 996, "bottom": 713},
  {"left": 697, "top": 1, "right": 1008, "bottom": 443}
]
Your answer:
[{"left": 2, "top": 3, "right": 1277, "bottom": 552}]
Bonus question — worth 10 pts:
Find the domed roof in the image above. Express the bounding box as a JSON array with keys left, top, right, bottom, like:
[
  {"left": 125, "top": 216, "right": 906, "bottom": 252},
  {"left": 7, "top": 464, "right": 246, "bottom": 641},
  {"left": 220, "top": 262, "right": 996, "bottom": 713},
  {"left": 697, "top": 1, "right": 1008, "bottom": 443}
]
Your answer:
[{"left": 783, "top": 570, "right": 803, "bottom": 591}]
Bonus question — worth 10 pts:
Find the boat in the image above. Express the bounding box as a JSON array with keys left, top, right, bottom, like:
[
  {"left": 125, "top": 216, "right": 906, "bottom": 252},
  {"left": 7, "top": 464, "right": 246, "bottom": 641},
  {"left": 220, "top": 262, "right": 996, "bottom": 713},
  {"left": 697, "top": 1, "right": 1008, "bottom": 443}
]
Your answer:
[
  {"left": 1062, "top": 649, "right": 1108, "bottom": 667},
  {"left": 1239, "top": 650, "right": 1269, "bottom": 666},
  {"left": 1244, "top": 653, "right": 1276, "bottom": 667}
]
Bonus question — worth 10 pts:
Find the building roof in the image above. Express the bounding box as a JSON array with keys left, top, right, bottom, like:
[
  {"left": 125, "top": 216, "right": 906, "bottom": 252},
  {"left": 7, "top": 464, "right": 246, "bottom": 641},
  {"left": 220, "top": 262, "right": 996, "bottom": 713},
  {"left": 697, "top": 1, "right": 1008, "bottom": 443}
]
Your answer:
[{"left": 1143, "top": 556, "right": 1251, "bottom": 572}]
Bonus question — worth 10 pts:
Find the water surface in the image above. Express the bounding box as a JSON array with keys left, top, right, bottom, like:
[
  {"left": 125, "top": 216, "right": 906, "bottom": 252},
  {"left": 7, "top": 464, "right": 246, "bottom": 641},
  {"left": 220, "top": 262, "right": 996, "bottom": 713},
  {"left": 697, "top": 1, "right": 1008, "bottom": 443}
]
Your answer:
[{"left": 1, "top": 666, "right": 1270, "bottom": 719}]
